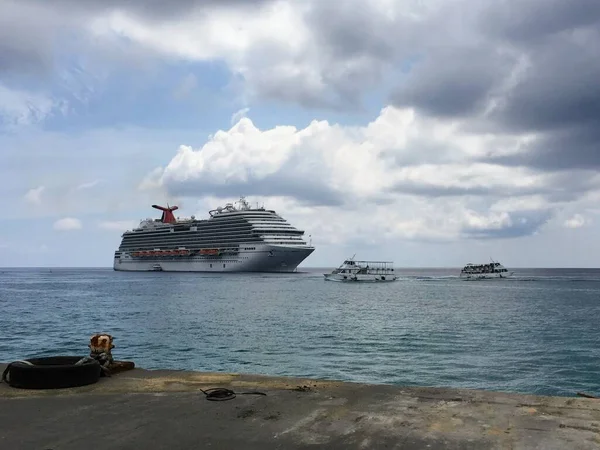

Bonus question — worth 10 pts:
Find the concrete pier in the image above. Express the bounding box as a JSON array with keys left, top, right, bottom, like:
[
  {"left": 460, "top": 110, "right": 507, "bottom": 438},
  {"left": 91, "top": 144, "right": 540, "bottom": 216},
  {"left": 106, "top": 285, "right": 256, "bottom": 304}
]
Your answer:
[{"left": 1, "top": 364, "right": 599, "bottom": 449}]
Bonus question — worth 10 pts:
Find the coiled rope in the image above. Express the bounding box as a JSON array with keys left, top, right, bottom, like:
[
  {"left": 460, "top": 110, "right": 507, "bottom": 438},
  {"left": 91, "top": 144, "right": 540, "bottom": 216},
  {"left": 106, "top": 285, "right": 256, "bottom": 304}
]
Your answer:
[{"left": 199, "top": 387, "right": 267, "bottom": 401}]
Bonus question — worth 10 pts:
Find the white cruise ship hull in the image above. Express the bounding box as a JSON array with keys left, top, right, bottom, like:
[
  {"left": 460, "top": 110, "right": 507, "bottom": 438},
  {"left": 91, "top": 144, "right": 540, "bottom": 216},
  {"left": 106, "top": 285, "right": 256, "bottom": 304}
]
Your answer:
[{"left": 113, "top": 244, "right": 314, "bottom": 273}]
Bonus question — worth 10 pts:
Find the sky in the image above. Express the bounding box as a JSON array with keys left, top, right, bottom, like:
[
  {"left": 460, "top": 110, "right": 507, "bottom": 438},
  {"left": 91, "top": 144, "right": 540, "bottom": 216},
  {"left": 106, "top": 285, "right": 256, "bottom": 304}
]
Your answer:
[{"left": 1, "top": 0, "right": 599, "bottom": 268}]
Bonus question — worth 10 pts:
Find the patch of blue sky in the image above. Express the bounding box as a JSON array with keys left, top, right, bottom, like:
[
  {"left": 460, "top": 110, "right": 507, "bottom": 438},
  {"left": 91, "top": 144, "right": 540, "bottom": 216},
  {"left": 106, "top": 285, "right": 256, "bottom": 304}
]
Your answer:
[{"left": 40, "top": 56, "right": 241, "bottom": 132}]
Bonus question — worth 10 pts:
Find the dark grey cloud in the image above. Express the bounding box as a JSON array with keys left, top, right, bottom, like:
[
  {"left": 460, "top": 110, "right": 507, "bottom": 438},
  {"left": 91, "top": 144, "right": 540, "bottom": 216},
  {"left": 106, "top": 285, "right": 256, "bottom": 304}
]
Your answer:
[
  {"left": 298, "top": 0, "right": 600, "bottom": 151},
  {"left": 0, "top": 0, "right": 273, "bottom": 76},
  {"left": 245, "top": 2, "right": 393, "bottom": 110},
  {"left": 21, "top": 0, "right": 272, "bottom": 20},
  {"left": 391, "top": 169, "right": 600, "bottom": 202},
  {"left": 392, "top": 183, "right": 504, "bottom": 198},
  {"left": 383, "top": 0, "right": 600, "bottom": 172},
  {"left": 0, "top": 2, "right": 63, "bottom": 76},
  {"left": 480, "top": 0, "right": 600, "bottom": 43},
  {"left": 461, "top": 209, "right": 553, "bottom": 239},
  {"left": 484, "top": 126, "right": 600, "bottom": 171},
  {"left": 390, "top": 48, "right": 514, "bottom": 119},
  {"left": 305, "top": 2, "right": 396, "bottom": 61},
  {"left": 488, "top": 39, "right": 600, "bottom": 133},
  {"left": 481, "top": 33, "right": 600, "bottom": 170},
  {"left": 0, "top": 41, "right": 53, "bottom": 77}
]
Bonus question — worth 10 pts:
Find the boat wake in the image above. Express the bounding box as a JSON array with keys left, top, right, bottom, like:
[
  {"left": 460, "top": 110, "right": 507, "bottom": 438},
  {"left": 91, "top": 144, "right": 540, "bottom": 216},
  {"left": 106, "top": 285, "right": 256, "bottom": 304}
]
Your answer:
[{"left": 397, "top": 275, "right": 600, "bottom": 283}]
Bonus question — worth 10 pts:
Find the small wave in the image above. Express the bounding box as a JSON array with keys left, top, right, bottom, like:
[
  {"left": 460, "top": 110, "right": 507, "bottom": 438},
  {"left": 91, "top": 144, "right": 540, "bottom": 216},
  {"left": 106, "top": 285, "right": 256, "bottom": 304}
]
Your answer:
[
  {"left": 408, "top": 276, "right": 461, "bottom": 281},
  {"left": 511, "top": 277, "right": 600, "bottom": 283},
  {"left": 404, "top": 275, "right": 600, "bottom": 283}
]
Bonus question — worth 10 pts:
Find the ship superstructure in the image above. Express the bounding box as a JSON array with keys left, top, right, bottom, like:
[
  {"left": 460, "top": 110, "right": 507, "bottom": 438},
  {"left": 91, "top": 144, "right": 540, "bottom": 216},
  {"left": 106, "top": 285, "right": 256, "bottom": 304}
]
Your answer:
[{"left": 113, "top": 197, "right": 314, "bottom": 272}]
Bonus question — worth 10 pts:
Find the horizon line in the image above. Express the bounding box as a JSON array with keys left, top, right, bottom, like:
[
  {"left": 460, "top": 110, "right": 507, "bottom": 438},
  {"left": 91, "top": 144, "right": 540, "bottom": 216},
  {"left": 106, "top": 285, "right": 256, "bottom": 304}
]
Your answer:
[{"left": 1, "top": 266, "right": 599, "bottom": 270}]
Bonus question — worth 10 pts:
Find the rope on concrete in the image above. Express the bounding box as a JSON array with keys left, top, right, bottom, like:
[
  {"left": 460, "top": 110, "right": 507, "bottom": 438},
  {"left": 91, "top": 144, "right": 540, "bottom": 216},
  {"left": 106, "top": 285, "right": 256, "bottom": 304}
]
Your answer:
[{"left": 199, "top": 387, "right": 267, "bottom": 401}]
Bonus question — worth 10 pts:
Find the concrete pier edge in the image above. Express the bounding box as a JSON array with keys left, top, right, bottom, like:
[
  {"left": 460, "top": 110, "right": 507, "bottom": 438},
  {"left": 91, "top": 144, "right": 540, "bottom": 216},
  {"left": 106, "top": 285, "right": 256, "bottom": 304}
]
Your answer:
[{"left": 1, "top": 363, "right": 599, "bottom": 449}]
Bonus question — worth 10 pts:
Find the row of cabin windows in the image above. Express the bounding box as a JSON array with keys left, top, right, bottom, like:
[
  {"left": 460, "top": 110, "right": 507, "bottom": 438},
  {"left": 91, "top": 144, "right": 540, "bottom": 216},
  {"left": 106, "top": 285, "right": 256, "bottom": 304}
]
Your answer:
[{"left": 243, "top": 247, "right": 256, "bottom": 250}]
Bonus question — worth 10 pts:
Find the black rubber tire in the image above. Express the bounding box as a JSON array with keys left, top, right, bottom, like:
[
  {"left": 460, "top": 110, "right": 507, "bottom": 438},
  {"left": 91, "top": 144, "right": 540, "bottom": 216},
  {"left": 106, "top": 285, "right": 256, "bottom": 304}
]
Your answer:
[{"left": 3, "top": 356, "right": 101, "bottom": 389}]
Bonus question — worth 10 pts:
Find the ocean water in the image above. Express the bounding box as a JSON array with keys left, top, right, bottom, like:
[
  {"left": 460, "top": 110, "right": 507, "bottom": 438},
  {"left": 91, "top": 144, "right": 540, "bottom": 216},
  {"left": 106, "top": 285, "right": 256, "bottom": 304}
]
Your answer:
[{"left": 1, "top": 267, "right": 599, "bottom": 398}]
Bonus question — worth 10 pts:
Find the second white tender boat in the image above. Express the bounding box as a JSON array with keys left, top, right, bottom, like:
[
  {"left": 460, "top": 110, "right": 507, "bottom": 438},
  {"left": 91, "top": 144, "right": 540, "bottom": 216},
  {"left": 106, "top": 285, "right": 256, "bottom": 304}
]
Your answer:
[{"left": 459, "top": 259, "right": 514, "bottom": 279}]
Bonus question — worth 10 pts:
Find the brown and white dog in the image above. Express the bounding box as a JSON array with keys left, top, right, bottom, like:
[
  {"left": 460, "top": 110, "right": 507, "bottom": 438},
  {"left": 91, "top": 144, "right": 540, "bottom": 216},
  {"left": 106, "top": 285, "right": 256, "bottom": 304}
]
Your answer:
[{"left": 89, "top": 333, "right": 115, "bottom": 374}]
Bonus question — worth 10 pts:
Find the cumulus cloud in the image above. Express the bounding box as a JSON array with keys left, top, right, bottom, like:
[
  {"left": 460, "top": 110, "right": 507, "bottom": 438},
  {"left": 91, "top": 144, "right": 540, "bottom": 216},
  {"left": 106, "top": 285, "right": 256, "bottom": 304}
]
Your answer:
[
  {"left": 230, "top": 107, "right": 250, "bottom": 125},
  {"left": 5, "top": 0, "right": 600, "bottom": 253},
  {"left": 4, "top": 0, "right": 600, "bottom": 164},
  {"left": 141, "top": 106, "right": 600, "bottom": 242},
  {"left": 53, "top": 217, "right": 82, "bottom": 231},
  {"left": 24, "top": 186, "right": 45, "bottom": 205}
]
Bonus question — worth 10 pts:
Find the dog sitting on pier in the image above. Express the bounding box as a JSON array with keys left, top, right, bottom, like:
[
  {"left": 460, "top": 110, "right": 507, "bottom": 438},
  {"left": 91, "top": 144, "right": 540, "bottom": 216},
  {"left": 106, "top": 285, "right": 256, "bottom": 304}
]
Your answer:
[
  {"left": 87, "top": 333, "right": 135, "bottom": 376},
  {"left": 89, "top": 333, "right": 115, "bottom": 376}
]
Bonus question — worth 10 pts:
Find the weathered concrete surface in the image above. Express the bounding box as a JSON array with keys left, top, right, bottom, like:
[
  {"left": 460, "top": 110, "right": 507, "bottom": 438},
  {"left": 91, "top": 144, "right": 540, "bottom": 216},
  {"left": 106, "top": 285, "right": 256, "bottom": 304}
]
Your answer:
[{"left": 1, "top": 364, "right": 599, "bottom": 449}]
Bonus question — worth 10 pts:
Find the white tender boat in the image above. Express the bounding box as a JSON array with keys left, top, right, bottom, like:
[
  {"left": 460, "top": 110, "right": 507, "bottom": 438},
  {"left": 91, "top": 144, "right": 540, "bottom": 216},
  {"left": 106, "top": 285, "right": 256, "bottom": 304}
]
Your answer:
[
  {"left": 324, "top": 256, "right": 398, "bottom": 282},
  {"left": 459, "top": 259, "right": 514, "bottom": 279}
]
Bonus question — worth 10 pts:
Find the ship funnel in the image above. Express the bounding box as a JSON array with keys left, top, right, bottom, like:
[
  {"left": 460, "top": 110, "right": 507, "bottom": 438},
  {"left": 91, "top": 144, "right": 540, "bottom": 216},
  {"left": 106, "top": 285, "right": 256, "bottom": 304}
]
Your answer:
[{"left": 152, "top": 204, "right": 179, "bottom": 224}]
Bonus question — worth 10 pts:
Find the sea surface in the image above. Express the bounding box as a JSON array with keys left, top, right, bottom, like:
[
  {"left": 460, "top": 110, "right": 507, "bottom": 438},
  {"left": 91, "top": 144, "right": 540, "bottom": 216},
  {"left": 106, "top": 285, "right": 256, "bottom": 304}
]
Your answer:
[{"left": 1, "top": 267, "right": 599, "bottom": 397}]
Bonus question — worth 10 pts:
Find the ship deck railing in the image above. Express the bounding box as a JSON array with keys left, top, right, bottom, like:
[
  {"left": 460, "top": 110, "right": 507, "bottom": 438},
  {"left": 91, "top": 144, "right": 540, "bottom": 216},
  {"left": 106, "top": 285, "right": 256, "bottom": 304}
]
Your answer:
[{"left": 350, "top": 261, "right": 395, "bottom": 269}]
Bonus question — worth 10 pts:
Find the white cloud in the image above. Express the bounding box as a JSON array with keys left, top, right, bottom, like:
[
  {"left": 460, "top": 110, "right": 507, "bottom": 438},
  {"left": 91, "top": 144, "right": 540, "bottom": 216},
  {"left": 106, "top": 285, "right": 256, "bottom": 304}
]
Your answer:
[
  {"left": 75, "top": 180, "right": 101, "bottom": 190},
  {"left": 231, "top": 107, "right": 250, "bottom": 125},
  {"left": 24, "top": 186, "right": 45, "bottom": 204},
  {"left": 564, "top": 214, "right": 590, "bottom": 229},
  {"left": 138, "top": 167, "right": 164, "bottom": 192},
  {"left": 86, "top": 1, "right": 341, "bottom": 105},
  {"left": 53, "top": 217, "right": 82, "bottom": 231},
  {"left": 0, "top": 83, "right": 64, "bottom": 128},
  {"left": 142, "top": 106, "right": 589, "bottom": 243},
  {"left": 98, "top": 220, "right": 137, "bottom": 231}
]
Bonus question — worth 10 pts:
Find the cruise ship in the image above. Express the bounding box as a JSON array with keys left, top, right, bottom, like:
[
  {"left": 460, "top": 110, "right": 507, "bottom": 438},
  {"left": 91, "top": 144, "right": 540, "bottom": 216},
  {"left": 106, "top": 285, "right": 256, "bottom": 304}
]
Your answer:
[{"left": 113, "top": 197, "right": 315, "bottom": 272}]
